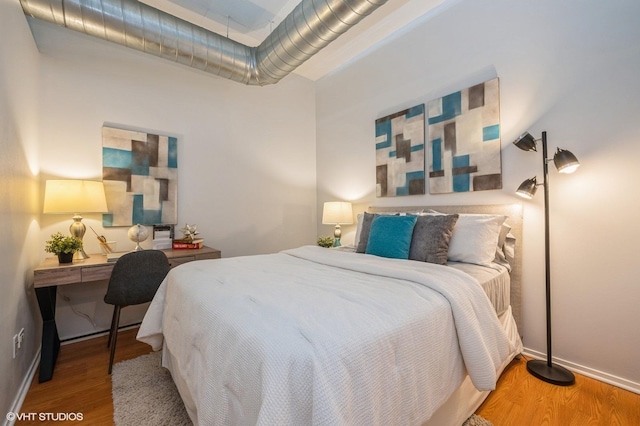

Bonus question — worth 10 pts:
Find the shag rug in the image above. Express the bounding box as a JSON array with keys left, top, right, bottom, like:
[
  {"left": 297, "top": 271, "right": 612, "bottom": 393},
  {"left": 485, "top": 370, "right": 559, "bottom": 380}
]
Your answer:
[
  {"left": 112, "top": 352, "right": 492, "bottom": 426},
  {"left": 111, "top": 352, "right": 192, "bottom": 425}
]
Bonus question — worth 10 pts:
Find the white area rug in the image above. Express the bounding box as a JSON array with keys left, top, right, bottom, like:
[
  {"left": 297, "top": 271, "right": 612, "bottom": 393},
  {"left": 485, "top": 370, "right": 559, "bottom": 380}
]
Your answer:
[
  {"left": 463, "top": 414, "right": 493, "bottom": 426},
  {"left": 112, "top": 352, "right": 492, "bottom": 426},
  {"left": 111, "top": 351, "right": 192, "bottom": 425}
]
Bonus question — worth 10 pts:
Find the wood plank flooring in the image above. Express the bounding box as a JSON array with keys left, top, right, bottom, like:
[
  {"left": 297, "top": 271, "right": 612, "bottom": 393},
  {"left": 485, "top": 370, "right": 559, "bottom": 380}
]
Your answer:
[
  {"left": 17, "top": 329, "right": 151, "bottom": 425},
  {"left": 16, "top": 330, "right": 640, "bottom": 425},
  {"left": 476, "top": 355, "right": 640, "bottom": 426}
]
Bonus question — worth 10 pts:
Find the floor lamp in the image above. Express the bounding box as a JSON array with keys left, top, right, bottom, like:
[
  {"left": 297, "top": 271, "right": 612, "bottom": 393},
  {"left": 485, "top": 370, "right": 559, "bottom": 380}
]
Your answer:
[{"left": 513, "top": 130, "right": 579, "bottom": 386}]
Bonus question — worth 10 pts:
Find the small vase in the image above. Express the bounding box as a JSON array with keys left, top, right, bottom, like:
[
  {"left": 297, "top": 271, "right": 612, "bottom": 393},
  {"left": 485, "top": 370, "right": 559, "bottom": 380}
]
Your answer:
[{"left": 57, "top": 252, "right": 74, "bottom": 264}]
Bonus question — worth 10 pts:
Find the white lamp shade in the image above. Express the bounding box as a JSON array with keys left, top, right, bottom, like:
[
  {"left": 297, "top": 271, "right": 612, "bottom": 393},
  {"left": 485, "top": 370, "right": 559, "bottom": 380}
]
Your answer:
[
  {"left": 322, "top": 202, "right": 353, "bottom": 225},
  {"left": 43, "top": 180, "right": 109, "bottom": 214}
]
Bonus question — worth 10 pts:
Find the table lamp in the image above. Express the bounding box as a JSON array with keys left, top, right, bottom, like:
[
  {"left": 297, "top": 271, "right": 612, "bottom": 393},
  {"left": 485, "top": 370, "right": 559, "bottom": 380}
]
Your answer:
[
  {"left": 322, "top": 201, "right": 353, "bottom": 247},
  {"left": 43, "top": 180, "right": 109, "bottom": 260}
]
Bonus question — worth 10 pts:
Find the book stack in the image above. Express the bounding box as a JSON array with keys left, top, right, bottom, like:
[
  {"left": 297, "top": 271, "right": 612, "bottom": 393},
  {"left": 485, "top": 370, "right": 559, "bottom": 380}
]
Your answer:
[
  {"left": 153, "top": 224, "right": 174, "bottom": 250},
  {"left": 172, "top": 238, "right": 204, "bottom": 249}
]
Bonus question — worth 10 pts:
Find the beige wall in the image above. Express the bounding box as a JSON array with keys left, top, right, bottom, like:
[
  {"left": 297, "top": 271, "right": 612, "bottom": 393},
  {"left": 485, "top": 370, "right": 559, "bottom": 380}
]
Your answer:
[
  {"left": 315, "top": 0, "right": 640, "bottom": 391},
  {"left": 0, "top": 0, "right": 43, "bottom": 418},
  {"left": 29, "top": 19, "right": 318, "bottom": 340}
]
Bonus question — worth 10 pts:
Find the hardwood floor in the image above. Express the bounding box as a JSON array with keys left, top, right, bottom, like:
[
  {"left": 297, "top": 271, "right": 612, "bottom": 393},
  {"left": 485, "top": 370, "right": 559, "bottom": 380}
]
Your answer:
[
  {"left": 476, "top": 355, "right": 640, "bottom": 425},
  {"left": 17, "top": 332, "right": 640, "bottom": 425},
  {"left": 17, "top": 328, "right": 151, "bottom": 425}
]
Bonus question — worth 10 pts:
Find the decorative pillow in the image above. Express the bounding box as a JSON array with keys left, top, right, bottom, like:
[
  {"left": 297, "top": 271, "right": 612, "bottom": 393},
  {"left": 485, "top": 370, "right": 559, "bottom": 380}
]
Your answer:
[
  {"left": 365, "top": 215, "right": 417, "bottom": 259},
  {"left": 355, "top": 211, "right": 404, "bottom": 252},
  {"left": 356, "top": 212, "right": 377, "bottom": 253},
  {"left": 408, "top": 214, "right": 459, "bottom": 265},
  {"left": 447, "top": 214, "right": 507, "bottom": 266}
]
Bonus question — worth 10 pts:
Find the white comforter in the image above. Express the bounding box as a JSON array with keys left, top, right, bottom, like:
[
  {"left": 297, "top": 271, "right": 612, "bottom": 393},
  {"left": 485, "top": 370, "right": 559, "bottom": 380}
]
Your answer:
[{"left": 138, "top": 246, "right": 516, "bottom": 425}]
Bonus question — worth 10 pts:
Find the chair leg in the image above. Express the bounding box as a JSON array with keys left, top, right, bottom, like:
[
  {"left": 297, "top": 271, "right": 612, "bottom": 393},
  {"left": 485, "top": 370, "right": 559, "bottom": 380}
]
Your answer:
[
  {"left": 108, "top": 306, "right": 121, "bottom": 374},
  {"left": 107, "top": 305, "right": 117, "bottom": 348}
]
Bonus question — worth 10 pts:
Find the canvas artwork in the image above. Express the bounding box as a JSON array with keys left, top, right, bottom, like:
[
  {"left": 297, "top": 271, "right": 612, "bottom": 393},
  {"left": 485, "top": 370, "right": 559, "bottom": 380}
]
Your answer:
[
  {"left": 375, "top": 104, "right": 425, "bottom": 197},
  {"left": 102, "top": 126, "right": 178, "bottom": 227},
  {"left": 427, "top": 78, "right": 502, "bottom": 194}
]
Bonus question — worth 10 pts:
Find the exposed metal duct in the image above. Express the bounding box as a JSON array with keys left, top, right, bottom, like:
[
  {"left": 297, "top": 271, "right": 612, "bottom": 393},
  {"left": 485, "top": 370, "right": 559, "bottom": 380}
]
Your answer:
[{"left": 20, "top": 0, "right": 388, "bottom": 85}]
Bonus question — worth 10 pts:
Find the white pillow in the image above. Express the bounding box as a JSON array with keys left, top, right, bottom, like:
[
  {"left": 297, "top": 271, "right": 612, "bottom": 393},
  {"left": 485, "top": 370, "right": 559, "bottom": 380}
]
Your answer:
[
  {"left": 447, "top": 214, "right": 507, "bottom": 266},
  {"left": 354, "top": 213, "right": 364, "bottom": 248}
]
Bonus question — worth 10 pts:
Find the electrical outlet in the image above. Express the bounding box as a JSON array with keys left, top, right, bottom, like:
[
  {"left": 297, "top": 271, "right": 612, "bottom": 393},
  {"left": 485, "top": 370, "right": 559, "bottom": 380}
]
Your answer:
[
  {"left": 12, "top": 334, "right": 18, "bottom": 359},
  {"left": 18, "top": 328, "right": 25, "bottom": 349}
]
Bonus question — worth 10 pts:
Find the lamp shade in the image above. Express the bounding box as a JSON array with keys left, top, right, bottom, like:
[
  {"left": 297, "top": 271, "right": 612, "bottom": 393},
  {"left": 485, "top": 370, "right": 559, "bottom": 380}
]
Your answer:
[
  {"left": 553, "top": 148, "right": 580, "bottom": 174},
  {"left": 322, "top": 202, "right": 353, "bottom": 225},
  {"left": 513, "top": 132, "right": 538, "bottom": 152},
  {"left": 516, "top": 177, "right": 538, "bottom": 199},
  {"left": 43, "top": 180, "right": 108, "bottom": 214}
]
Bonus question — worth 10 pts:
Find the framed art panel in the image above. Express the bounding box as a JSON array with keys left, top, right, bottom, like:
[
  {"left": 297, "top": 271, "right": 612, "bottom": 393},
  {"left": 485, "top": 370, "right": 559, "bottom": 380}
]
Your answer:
[
  {"left": 102, "top": 126, "right": 178, "bottom": 227},
  {"left": 427, "top": 78, "right": 502, "bottom": 194},
  {"left": 375, "top": 104, "right": 425, "bottom": 197}
]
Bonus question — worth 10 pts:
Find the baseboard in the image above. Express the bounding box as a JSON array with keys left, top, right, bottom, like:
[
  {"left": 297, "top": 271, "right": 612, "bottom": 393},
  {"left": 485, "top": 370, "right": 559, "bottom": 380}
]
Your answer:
[
  {"left": 3, "top": 349, "right": 40, "bottom": 426},
  {"left": 60, "top": 322, "right": 142, "bottom": 344},
  {"left": 523, "top": 347, "right": 640, "bottom": 395}
]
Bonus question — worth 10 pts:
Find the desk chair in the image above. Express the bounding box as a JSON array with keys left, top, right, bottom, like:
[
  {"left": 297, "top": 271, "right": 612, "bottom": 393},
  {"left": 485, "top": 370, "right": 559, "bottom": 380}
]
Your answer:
[{"left": 104, "top": 250, "right": 170, "bottom": 374}]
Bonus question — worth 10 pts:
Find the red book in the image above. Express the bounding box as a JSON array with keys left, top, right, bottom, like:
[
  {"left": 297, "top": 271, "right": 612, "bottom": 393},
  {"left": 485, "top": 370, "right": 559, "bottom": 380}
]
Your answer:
[{"left": 172, "top": 239, "right": 204, "bottom": 249}]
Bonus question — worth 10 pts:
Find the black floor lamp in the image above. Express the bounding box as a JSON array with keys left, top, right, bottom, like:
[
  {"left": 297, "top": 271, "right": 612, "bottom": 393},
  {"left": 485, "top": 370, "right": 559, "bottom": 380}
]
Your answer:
[{"left": 513, "top": 130, "right": 579, "bottom": 386}]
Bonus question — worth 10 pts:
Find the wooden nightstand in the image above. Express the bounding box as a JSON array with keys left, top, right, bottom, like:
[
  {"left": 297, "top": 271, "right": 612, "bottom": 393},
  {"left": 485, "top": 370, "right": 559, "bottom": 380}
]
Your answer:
[{"left": 33, "top": 246, "right": 221, "bottom": 382}]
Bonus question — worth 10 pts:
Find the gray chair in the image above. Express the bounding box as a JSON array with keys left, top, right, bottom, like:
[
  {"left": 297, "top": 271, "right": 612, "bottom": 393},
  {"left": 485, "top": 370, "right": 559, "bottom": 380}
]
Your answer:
[{"left": 104, "top": 250, "right": 170, "bottom": 374}]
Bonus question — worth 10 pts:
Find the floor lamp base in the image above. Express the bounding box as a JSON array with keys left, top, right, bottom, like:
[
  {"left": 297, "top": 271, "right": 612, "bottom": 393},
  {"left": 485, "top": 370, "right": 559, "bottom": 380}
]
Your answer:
[{"left": 527, "top": 359, "right": 575, "bottom": 386}]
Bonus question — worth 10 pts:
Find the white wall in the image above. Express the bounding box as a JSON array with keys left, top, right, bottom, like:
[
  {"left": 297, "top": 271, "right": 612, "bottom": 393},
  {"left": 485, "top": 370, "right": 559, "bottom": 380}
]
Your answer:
[
  {"left": 31, "top": 19, "right": 317, "bottom": 339},
  {"left": 316, "top": 0, "right": 640, "bottom": 390},
  {"left": 0, "top": 0, "right": 42, "bottom": 418}
]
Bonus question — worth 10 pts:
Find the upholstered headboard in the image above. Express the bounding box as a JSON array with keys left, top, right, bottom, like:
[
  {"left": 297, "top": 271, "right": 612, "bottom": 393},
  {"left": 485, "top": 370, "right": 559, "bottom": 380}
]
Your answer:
[{"left": 369, "top": 204, "right": 523, "bottom": 333}]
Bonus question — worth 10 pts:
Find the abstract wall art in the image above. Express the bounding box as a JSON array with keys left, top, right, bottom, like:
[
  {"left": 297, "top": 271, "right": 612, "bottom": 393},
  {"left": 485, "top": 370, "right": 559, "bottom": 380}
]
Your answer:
[
  {"left": 375, "top": 104, "right": 425, "bottom": 197},
  {"left": 102, "top": 126, "right": 178, "bottom": 227},
  {"left": 427, "top": 78, "right": 502, "bottom": 194}
]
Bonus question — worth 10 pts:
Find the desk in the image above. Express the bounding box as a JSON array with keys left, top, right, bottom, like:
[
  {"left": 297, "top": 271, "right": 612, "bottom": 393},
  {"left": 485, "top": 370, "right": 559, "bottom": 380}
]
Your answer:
[{"left": 33, "top": 246, "right": 221, "bottom": 382}]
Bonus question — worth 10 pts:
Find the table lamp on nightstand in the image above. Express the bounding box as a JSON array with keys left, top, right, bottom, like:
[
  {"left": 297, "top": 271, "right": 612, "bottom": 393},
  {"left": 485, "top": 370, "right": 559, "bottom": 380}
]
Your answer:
[
  {"left": 43, "top": 180, "right": 109, "bottom": 260},
  {"left": 322, "top": 201, "right": 353, "bottom": 247}
]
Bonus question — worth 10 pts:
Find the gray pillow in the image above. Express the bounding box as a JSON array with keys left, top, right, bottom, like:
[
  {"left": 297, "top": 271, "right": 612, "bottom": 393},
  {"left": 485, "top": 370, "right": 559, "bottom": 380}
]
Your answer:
[
  {"left": 356, "top": 212, "right": 377, "bottom": 253},
  {"left": 408, "top": 214, "right": 459, "bottom": 265}
]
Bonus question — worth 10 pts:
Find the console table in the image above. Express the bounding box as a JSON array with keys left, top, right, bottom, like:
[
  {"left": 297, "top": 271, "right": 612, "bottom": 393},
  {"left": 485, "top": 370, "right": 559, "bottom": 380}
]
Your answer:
[{"left": 33, "top": 246, "right": 221, "bottom": 382}]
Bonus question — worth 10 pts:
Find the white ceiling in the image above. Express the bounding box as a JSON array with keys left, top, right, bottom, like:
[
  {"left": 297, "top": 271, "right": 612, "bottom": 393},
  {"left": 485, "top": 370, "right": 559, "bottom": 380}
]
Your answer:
[{"left": 142, "top": 0, "right": 449, "bottom": 81}]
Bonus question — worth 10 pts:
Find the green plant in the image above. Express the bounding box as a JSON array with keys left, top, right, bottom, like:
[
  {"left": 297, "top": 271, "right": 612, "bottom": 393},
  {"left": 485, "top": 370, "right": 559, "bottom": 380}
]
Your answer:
[
  {"left": 317, "top": 236, "right": 335, "bottom": 248},
  {"left": 44, "top": 232, "right": 83, "bottom": 255}
]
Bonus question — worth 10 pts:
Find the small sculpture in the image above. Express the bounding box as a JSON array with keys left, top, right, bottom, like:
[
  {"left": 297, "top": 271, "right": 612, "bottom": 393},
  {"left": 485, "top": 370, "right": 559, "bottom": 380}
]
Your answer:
[{"left": 179, "top": 224, "right": 199, "bottom": 242}]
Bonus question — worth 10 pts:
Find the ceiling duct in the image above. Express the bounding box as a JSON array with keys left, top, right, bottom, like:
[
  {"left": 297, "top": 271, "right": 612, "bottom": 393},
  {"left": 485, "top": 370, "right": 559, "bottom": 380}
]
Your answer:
[{"left": 20, "top": 0, "right": 388, "bottom": 85}]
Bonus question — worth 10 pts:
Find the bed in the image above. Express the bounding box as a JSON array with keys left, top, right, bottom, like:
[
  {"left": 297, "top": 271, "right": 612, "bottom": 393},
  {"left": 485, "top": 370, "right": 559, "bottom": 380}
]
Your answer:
[{"left": 138, "top": 204, "right": 523, "bottom": 426}]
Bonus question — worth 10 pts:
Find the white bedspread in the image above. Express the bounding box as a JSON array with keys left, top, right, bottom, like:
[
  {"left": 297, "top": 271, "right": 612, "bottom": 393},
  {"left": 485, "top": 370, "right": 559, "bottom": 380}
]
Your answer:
[{"left": 138, "top": 246, "right": 517, "bottom": 425}]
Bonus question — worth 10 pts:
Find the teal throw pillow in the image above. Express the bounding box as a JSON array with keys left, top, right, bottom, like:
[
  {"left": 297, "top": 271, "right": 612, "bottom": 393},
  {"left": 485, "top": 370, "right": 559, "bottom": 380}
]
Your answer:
[{"left": 365, "top": 215, "right": 417, "bottom": 259}]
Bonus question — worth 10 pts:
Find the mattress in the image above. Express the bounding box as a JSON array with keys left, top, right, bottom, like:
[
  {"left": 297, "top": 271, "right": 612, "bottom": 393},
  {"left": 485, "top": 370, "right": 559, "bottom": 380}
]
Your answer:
[
  {"left": 448, "top": 262, "right": 510, "bottom": 316},
  {"left": 138, "top": 246, "right": 521, "bottom": 425}
]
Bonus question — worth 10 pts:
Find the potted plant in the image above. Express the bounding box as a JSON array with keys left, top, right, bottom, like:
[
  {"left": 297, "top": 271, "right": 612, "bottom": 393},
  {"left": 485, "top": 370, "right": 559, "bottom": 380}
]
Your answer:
[
  {"left": 317, "top": 236, "right": 335, "bottom": 248},
  {"left": 45, "top": 232, "right": 83, "bottom": 264}
]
